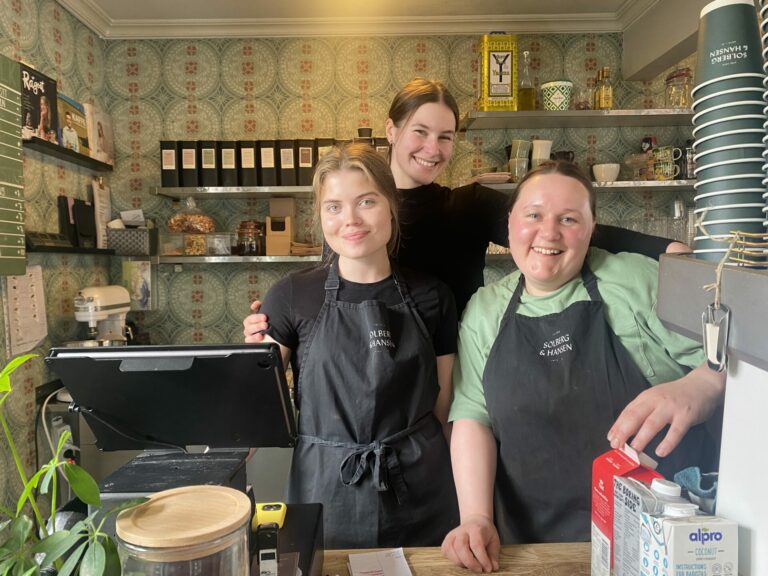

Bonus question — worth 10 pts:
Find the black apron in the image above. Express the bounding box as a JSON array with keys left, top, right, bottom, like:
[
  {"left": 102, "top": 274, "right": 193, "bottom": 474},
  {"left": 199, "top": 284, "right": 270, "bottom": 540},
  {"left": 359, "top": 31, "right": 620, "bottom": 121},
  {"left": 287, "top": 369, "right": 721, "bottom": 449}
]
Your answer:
[
  {"left": 483, "top": 265, "right": 715, "bottom": 543},
  {"left": 286, "top": 260, "right": 458, "bottom": 548}
]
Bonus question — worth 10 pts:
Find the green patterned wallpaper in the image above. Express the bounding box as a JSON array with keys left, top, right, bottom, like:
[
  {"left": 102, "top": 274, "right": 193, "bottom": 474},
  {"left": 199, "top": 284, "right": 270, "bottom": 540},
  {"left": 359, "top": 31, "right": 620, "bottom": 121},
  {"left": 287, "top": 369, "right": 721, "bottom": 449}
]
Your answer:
[{"left": 1, "top": 0, "right": 695, "bottom": 508}]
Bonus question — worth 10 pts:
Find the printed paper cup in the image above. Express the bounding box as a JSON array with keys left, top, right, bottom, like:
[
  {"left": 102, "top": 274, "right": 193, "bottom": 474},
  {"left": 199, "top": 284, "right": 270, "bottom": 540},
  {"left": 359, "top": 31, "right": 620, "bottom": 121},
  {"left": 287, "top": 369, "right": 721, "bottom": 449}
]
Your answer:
[
  {"left": 691, "top": 73, "right": 765, "bottom": 99},
  {"left": 694, "top": 173, "right": 765, "bottom": 193},
  {"left": 694, "top": 157, "right": 764, "bottom": 178},
  {"left": 696, "top": 0, "right": 763, "bottom": 84},
  {"left": 692, "top": 86, "right": 765, "bottom": 109},
  {"left": 693, "top": 128, "right": 765, "bottom": 151},
  {"left": 694, "top": 189, "right": 766, "bottom": 207},
  {"left": 693, "top": 142, "right": 765, "bottom": 163},
  {"left": 691, "top": 114, "right": 765, "bottom": 138},
  {"left": 694, "top": 203, "right": 767, "bottom": 221},
  {"left": 692, "top": 100, "right": 765, "bottom": 123}
]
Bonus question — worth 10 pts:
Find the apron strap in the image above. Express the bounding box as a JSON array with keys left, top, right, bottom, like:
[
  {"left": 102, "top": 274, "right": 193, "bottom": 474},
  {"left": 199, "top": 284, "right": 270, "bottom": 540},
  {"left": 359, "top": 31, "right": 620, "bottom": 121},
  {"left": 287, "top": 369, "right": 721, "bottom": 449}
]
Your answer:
[
  {"left": 580, "top": 263, "right": 602, "bottom": 302},
  {"left": 391, "top": 263, "right": 431, "bottom": 342}
]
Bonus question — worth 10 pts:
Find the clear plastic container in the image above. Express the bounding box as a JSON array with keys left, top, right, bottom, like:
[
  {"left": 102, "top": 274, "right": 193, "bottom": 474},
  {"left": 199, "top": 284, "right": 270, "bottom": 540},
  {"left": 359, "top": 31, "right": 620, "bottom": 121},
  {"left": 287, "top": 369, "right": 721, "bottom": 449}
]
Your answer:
[{"left": 116, "top": 485, "right": 251, "bottom": 576}]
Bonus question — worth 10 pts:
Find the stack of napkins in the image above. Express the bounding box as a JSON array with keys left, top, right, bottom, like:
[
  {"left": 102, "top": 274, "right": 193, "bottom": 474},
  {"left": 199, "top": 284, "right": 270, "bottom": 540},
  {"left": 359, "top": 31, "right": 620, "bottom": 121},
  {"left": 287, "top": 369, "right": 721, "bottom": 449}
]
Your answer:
[{"left": 348, "top": 548, "right": 412, "bottom": 576}]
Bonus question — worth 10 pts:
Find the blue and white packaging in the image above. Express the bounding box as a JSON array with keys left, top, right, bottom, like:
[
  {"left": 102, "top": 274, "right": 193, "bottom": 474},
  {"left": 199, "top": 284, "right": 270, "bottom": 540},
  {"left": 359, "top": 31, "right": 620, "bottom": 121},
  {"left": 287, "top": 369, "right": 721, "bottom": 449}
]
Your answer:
[{"left": 639, "top": 510, "right": 738, "bottom": 576}]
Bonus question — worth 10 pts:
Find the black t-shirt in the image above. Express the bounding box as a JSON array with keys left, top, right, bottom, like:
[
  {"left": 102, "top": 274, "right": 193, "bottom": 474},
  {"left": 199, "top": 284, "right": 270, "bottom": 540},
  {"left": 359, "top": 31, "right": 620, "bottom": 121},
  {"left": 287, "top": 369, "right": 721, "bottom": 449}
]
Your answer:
[
  {"left": 394, "top": 182, "right": 672, "bottom": 314},
  {"left": 262, "top": 265, "right": 457, "bottom": 388}
]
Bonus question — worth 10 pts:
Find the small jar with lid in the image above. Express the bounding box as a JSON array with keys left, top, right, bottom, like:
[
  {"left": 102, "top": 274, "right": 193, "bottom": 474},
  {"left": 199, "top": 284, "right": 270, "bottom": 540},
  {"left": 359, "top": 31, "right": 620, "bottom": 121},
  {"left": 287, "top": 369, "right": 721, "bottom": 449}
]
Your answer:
[
  {"left": 236, "top": 219, "right": 265, "bottom": 256},
  {"left": 664, "top": 67, "right": 693, "bottom": 109},
  {"left": 116, "top": 485, "right": 251, "bottom": 576}
]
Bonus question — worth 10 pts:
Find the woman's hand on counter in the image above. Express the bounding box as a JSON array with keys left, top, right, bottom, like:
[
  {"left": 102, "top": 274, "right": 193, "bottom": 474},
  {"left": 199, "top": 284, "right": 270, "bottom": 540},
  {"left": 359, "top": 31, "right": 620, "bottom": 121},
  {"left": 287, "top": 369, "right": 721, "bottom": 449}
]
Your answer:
[
  {"left": 243, "top": 300, "right": 268, "bottom": 343},
  {"left": 441, "top": 514, "right": 500, "bottom": 574},
  {"left": 607, "top": 363, "right": 726, "bottom": 458}
]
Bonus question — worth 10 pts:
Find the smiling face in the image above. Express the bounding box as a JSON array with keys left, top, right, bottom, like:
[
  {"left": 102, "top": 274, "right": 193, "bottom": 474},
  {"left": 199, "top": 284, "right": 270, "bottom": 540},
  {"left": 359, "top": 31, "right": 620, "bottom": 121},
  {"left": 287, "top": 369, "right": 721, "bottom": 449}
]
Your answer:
[
  {"left": 320, "top": 168, "right": 393, "bottom": 268},
  {"left": 508, "top": 172, "right": 595, "bottom": 296},
  {"left": 385, "top": 101, "right": 456, "bottom": 189}
]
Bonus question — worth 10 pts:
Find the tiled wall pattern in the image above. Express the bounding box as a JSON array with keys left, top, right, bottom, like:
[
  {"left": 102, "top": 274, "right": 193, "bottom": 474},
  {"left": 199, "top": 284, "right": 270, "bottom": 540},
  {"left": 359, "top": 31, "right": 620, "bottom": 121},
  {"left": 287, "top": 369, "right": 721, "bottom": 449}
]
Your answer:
[{"left": 1, "top": 0, "right": 695, "bottom": 508}]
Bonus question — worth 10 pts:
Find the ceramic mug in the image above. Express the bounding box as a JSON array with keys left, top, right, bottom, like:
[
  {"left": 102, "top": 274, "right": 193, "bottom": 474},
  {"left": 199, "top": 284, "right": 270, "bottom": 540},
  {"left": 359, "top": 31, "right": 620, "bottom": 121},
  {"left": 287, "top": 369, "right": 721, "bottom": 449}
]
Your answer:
[
  {"left": 654, "top": 160, "right": 680, "bottom": 181},
  {"left": 653, "top": 146, "right": 682, "bottom": 164}
]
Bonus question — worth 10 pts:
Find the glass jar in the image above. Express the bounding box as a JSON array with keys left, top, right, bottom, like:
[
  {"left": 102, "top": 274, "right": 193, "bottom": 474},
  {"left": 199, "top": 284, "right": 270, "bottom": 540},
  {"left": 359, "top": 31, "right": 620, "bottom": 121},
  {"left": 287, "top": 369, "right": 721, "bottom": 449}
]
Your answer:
[
  {"left": 116, "top": 485, "right": 251, "bottom": 576},
  {"left": 664, "top": 67, "right": 693, "bottom": 109},
  {"left": 236, "top": 220, "right": 264, "bottom": 256}
]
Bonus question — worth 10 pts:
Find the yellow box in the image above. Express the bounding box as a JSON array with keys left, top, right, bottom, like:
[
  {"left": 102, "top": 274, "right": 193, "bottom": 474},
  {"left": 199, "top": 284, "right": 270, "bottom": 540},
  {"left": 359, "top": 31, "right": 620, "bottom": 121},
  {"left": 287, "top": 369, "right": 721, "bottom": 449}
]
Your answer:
[{"left": 478, "top": 33, "right": 518, "bottom": 111}]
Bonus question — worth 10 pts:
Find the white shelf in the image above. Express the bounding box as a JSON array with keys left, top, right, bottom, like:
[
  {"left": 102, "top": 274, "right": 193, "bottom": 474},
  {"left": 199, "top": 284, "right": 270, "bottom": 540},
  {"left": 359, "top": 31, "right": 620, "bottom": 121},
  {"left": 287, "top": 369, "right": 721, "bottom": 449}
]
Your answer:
[
  {"left": 151, "top": 186, "right": 313, "bottom": 200},
  {"left": 461, "top": 109, "right": 693, "bottom": 130},
  {"left": 487, "top": 180, "right": 695, "bottom": 192},
  {"left": 156, "top": 255, "right": 321, "bottom": 264}
]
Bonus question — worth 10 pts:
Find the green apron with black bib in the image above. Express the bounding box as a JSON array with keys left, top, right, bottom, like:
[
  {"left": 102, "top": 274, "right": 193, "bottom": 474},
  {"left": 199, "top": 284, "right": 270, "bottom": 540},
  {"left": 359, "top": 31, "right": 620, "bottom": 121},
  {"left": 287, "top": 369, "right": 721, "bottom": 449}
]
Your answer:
[
  {"left": 482, "top": 265, "right": 715, "bottom": 543},
  {"left": 286, "top": 260, "right": 458, "bottom": 548}
]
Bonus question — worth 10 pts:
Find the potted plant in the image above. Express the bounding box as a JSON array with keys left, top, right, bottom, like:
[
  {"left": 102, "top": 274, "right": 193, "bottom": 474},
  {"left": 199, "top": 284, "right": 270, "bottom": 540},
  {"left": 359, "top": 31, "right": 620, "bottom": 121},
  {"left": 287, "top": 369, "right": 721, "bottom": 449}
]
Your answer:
[{"left": 0, "top": 354, "right": 144, "bottom": 575}]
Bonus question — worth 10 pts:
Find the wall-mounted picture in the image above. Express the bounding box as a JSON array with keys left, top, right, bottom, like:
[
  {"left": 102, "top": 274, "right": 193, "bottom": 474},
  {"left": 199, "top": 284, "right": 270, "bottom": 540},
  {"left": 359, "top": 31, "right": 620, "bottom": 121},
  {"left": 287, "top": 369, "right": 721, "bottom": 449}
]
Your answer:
[
  {"left": 57, "top": 93, "right": 90, "bottom": 155},
  {"left": 20, "top": 63, "right": 58, "bottom": 143},
  {"left": 84, "top": 101, "right": 115, "bottom": 165}
]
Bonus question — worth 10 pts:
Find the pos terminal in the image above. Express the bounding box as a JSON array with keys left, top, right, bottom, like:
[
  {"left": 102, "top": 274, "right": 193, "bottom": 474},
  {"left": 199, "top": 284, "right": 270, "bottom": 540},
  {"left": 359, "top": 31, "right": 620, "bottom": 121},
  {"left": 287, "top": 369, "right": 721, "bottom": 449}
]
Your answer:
[{"left": 45, "top": 343, "right": 322, "bottom": 576}]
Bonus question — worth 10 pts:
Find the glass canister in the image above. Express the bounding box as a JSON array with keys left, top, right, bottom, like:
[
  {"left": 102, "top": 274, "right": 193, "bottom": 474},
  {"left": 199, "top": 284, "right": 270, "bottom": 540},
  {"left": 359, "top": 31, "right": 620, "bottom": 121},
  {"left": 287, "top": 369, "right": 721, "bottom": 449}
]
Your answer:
[
  {"left": 236, "top": 220, "right": 265, "bottom": 256},
  {"left": 116, "top": 485, "right": 251, "bottom": 576},
  {"left": 664, "top": 67, "right": 693, "bottom": 109}
]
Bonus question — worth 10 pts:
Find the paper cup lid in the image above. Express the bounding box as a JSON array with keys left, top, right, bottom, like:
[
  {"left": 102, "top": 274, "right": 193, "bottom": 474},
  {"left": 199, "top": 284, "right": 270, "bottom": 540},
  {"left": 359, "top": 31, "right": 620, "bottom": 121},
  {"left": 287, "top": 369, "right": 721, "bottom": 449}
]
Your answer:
[
  {"left": 116, "top": 485, "right": 251, "bottom": 548},
  {"left": 651, "top": 478, "right": 682, "bottom": 497}
]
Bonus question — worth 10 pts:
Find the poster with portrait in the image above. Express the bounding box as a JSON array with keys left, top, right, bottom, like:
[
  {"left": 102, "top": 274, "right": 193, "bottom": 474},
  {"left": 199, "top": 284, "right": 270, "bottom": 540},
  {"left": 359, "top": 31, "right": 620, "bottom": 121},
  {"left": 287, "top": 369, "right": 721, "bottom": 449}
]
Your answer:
[
  {"left": 57, "top": 93, "right": 89, "bottom": 155},
  {"left": 84, "top": 102, "right": 115, "bottom": 165},
  {"left": 20, "top": 63, "right": 58, "bottom": 143}
]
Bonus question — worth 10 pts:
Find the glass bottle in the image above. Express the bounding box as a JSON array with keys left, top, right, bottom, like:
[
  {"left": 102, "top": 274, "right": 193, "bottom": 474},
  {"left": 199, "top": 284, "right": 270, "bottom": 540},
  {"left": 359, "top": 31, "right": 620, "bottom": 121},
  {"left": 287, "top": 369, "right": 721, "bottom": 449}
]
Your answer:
[
  {"left": 592, "top": 68, "right": 603, "bottom": 111},
  {"left": 597, "top": 66, "right": 613, "bottom": 110},
  {"left": 518, "top": 51, "right": 535, "bottom": 111}
]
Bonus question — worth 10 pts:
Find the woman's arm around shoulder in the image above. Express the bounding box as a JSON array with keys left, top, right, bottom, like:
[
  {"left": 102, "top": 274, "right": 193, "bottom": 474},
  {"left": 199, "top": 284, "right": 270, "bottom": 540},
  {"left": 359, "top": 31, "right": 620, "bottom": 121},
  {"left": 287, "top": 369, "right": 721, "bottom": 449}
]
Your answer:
[{"left": 592, "top": 224, "right": 691, "bottom": 260}]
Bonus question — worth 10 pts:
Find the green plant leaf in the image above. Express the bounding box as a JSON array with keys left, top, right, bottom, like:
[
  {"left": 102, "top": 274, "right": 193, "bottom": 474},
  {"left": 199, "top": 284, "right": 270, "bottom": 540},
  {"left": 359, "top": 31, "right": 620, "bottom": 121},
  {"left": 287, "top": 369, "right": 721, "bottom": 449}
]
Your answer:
[
  {"left": 56, "top": 540, "right": 87, "bottom": 576},
  {"left": 31, "top": 529, "right": 80, "bottom": 568},
  {"left": 18, "top": 562, "right": 38, "bottom": 576},
  {"left": 14, "top": 467, "right": 46, "bottom": 516},
  {"left": 0, "top": 519, "right": 10, "bottom": 532},
  {"left": 8, "top": 517, "right": 32, "bottom": 547},
  {"left": 38, "top": 464, "right": 55, "bottom": 497},
  {"left": 62, "top": 464, "right": 100, "bottom": 507},
  {"left": 0, "top": 355, "right": 38, "bottom": 393},
  {"left": 101, "top": 537, "right": 121, "bottom": 576},
  {"left": 79, "top": 540, "right": 105, "bottom": 576}
]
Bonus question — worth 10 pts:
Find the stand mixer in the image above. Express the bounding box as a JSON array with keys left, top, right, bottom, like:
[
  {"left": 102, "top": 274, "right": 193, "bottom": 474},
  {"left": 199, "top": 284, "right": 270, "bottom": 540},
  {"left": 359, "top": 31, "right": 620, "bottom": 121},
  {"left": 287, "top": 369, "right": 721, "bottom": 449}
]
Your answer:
[{"left": 72, "top": 285, "right": 132, "bottom": 346}]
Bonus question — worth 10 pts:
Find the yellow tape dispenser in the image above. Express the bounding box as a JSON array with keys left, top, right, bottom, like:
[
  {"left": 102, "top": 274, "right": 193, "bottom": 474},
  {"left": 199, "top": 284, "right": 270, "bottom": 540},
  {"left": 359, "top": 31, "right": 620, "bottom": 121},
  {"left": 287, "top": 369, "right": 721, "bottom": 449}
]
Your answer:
[{"left": 252, "top": 502, "right": 287, "bottom": 531}]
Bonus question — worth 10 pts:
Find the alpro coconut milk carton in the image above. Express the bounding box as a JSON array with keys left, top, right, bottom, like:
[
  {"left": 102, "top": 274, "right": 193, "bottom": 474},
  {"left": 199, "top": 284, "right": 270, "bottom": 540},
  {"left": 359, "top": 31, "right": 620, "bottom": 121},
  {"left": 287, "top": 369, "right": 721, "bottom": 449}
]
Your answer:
[{"left": 639, "top": 506, "right": 738, "bottom": 576}]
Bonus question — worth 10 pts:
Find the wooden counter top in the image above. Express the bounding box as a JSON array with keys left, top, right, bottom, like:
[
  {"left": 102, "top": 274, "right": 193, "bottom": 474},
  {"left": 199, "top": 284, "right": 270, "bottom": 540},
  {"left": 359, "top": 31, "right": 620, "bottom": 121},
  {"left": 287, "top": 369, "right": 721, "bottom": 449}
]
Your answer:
[{"left": 323, "top": 542, "right": 590, "bottom": 575}]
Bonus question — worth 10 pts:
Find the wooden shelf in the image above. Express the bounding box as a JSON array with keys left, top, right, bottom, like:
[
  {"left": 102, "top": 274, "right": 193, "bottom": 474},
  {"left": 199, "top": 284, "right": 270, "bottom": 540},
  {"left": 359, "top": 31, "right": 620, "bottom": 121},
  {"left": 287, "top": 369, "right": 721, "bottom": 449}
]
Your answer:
[
  {"left": 488, "top": 179, "right": 695, "bottom": 192},
  {"left": 461, "top": 109, "right": 693, "bottom": 130},
  {"left": 22, "top": 137, "right": 114, "bottom": 172},
  {"left": 156, "top": 255, "right": 321, "bottom": 264},
  {"left": 151, "top": 186, "right": 313, "bottom": 200}
]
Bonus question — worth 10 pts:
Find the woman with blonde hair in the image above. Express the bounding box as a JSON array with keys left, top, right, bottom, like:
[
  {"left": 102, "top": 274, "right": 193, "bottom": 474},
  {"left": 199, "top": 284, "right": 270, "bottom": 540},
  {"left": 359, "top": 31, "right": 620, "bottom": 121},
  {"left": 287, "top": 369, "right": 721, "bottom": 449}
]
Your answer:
[{"left": 256, "top": 142, "right": 459, "bottom": 548}]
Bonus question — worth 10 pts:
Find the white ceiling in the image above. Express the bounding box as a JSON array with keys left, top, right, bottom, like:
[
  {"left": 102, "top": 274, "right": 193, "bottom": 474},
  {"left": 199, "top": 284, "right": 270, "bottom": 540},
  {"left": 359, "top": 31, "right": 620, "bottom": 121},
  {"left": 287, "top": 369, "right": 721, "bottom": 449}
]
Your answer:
[{"left": 58, "top": 0, "right": 661, "bottom": 39}]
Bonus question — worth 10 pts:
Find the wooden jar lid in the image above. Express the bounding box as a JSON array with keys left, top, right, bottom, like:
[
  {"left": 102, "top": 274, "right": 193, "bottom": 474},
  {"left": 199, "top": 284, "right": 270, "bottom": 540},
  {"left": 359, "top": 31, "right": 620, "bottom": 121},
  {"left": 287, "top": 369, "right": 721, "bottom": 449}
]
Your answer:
[{"left": 116, "top": 485, "right": 251, "bottom": 549}]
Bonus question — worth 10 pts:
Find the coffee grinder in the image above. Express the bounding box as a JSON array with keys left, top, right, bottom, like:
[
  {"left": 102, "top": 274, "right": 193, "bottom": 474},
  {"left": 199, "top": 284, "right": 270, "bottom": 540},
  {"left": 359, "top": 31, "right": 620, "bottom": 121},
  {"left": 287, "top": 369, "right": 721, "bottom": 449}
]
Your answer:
[{"left": 72, "top": 285, "right": 132, "bottom": 345}]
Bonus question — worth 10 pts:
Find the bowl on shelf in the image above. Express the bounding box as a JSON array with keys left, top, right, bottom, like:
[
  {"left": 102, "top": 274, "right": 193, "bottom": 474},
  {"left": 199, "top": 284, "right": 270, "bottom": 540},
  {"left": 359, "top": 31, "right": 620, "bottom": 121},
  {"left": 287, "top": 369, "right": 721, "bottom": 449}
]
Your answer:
[{"left": 592, "top": 163, "right": 621, "bottom": 183}]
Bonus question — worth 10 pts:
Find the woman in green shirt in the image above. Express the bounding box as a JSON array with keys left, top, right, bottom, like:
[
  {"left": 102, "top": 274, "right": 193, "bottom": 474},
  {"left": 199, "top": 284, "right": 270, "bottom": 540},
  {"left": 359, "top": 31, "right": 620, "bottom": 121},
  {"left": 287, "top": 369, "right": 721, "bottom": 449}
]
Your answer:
[{"left": 442, "top": 160, "right": 725, "bottom": 572}]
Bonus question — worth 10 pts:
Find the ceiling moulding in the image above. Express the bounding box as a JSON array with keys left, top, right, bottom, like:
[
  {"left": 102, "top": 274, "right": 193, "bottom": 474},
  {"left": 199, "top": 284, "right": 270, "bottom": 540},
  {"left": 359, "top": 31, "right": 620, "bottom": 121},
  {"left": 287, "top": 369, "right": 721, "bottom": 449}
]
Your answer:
[
  {"left": 57, "top": 11, "right": 624, "bottom": 39},
  {"left": 615, "top": 0, "right": 660, "bottom": 30}
]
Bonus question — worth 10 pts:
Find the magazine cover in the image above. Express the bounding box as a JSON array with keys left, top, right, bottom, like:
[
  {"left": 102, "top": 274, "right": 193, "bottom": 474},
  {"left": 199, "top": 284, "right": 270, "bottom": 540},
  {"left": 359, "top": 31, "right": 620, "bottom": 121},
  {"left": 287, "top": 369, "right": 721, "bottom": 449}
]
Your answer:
[
  {"left": 20, "top": 63, "right": 58, "bottom": 143},
  {"left": 57, "top": 93, "right": 89, "bottom": 155},
  {"left": 84, "top": 101, "right": 115, "bottom": 165}
]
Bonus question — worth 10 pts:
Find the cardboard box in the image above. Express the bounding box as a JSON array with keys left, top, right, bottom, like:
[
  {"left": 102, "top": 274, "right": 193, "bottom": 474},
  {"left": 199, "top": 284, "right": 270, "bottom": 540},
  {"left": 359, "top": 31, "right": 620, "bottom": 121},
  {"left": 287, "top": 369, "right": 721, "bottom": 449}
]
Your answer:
[
  {"left": 591, "top": 446, "right": 662, "bottom": 576},
  {"left": 269, "top": 197, "right": 295, "bottom": 219},
  {"left": 639, "top": 512, "right": 738, "bottom": 576},
  {"left": 613, "top": 477, "right": 689, "bottom": 576},
  {"left": 266, "top": 216, "right": 292, "bottom": 256}
]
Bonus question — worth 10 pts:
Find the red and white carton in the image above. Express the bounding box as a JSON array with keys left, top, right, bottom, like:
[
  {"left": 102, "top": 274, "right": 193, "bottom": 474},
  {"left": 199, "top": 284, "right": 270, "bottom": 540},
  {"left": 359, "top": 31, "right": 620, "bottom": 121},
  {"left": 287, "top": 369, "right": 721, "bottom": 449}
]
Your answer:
[{"left": 591, "top": 445, "right": 662, "bottom": 576}]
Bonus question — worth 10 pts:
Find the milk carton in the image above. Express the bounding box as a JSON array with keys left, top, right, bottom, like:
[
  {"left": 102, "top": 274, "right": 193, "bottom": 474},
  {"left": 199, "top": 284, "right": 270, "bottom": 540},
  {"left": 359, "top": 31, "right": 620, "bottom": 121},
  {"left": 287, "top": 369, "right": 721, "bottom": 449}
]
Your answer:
[
  {"left": 591, "top": 445, "right": 662, "bottom": 576},
  {"left": 613, "top": 477, "right": 691, "bottom": 576},
  {"left": 639, "top": 508, "right": 738, "bottom": 576}
]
